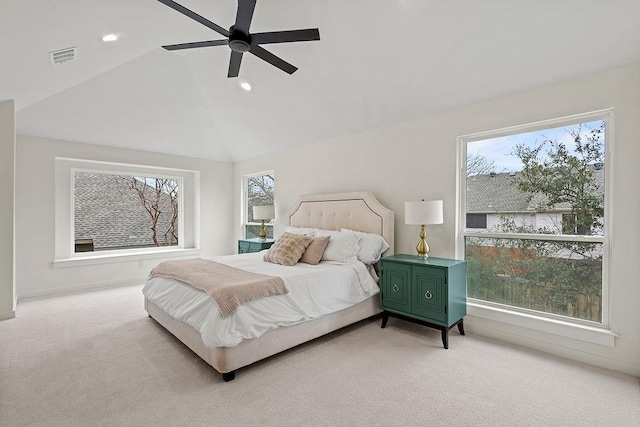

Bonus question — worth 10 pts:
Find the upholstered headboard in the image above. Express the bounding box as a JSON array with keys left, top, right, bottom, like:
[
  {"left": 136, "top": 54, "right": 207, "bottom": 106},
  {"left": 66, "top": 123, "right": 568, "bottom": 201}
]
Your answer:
[{"left": 288, "top": 191, "right": 394, "bottom": 256}]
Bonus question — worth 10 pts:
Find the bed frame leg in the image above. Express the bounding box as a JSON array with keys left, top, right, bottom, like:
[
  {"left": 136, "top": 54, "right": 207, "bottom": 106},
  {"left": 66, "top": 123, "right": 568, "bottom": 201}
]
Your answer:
[{"left": 222, "top": 371, "right": 236, "bottom": 382}]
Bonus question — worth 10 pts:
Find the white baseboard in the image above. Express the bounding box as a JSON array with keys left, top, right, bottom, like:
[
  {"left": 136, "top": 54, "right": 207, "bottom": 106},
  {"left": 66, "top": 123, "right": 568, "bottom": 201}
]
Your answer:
[
  {"left": 465, "top": 317, "right": 640, "bottom": 377},
  {"left": 17, "top": 277, "right": 147, "bottom": 301},
  {"left": 0, "top": 310, "right": 16, "bottom": 321}
]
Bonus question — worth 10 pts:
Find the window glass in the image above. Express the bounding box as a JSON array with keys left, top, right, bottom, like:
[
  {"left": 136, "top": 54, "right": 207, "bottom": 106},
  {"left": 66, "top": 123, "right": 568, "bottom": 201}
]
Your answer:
[
  {"left": 74, "top": 172, "right": 180, "bottom": 252},
  {"left": 465, "top": 236, "right": 603, "bottom": 322},
  {"left": 463, "top": 116, "right": 607, "bottom": 323},
  {"left": 244, "top": 172, "right": 274, "bottom": 239},
  {"left": 466, "top": 213, "right": 487, "bottom": 229}
]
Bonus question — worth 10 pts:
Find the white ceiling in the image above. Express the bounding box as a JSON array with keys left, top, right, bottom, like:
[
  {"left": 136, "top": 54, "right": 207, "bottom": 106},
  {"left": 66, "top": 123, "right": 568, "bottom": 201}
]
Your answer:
[{"left": 2, "top": 0, "right": 639, "bottom": 162}]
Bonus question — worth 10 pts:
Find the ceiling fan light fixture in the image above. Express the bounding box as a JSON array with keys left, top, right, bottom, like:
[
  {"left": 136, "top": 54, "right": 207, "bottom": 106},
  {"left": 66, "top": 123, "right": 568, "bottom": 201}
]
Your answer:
[
  {"left": 102, "top": 33, "right": 119, "bottom": 42},
  {"left": 239, "top": 80, "right": 252, "bottom": 91},
  {"left": 229, "top": 39, "right": 250, "bottom": 52}
]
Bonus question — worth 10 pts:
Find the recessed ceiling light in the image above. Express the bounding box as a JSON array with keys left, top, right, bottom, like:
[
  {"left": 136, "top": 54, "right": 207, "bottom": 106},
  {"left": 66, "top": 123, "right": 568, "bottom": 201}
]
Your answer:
[
  {"left": 239, "top": 80, "right": 252, "bottom": 91},
  {"left": 102, "top": 33, "right": 119, "bottom": 42}
]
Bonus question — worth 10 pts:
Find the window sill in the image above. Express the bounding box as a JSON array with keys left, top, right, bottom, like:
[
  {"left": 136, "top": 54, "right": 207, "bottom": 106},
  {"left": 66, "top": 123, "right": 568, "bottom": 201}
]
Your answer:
[
  {"left": 467, "top": 301, "right": 618, "bottom": 347},
  {"left": 53, "top": 248, "right": 201, "bottom": 269}
]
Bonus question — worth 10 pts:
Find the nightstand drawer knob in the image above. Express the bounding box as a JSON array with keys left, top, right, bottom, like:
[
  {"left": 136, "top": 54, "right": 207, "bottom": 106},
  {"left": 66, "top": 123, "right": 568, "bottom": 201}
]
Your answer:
[
  {"left": 392, "top": 284, "right": 399, "bottom": 292},
  {"left": 424, "top": 290, "right": 433, "bottom": 299}
]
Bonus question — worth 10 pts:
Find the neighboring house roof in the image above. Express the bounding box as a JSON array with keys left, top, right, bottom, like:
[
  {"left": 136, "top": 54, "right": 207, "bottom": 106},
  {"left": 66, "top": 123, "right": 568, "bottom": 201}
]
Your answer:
[
  {"left": 467, "top": 167, "right": 604, "bottom": 214},
  {"left": 467, "top": 172, "right": 534, "bottom": 214},
  {"left": 74, "top": 173, "right": 177, "bottom": 250}
]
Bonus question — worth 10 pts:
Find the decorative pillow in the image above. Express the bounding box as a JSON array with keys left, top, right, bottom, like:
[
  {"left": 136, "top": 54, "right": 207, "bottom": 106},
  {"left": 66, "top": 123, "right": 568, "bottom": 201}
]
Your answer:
[
  {"left": 320, "top": 231, "right": 360, "bottom": 262},
  {"left": 341, "top": 228, "right": 390, "bottom": 264},
  {"left": 264, "top": 233, "right": 313, "bottom": 266},
  {"left": 299, "top": 236, "right": 330, "bottom": 265},
  {"left": 284, "top": 226, "right": 317, "bottom": 235}
]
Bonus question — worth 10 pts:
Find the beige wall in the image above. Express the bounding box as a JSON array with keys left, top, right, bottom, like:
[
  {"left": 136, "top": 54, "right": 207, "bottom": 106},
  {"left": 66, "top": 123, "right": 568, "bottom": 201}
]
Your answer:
[
  {"left": 0, "top": 100, "right": 15, "bottom": 319},
  {"left": 15, "top": 135, "right": 234, "bottom": 299},
  {"left": 233, "top": 62, "right": 640, "bottom": 375}
]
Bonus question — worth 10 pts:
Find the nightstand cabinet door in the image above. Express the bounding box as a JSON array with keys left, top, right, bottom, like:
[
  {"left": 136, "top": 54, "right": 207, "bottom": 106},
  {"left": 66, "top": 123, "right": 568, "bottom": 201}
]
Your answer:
[
  {"left": 238, "top": 241, "right": 252, "bottom": 253},
  {"left": 413, "top": 268, "right": 446, "bottom": 323},
  {"left": 381, "top": 263, "right": 411, "bottom": 313}
]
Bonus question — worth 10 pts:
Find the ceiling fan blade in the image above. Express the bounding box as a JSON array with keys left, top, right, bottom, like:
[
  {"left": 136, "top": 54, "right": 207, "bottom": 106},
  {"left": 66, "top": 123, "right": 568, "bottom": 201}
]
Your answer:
[
  {"left": 162, "top": 39, "right": 229, "bottom": 51},
  {"left": 158, "top": 0, "right": 230, "bottom": 37},
  {"left": 228, "top": 51, "right": 243, "bottom": 78},
  {"left": 249, "top": 45, "right": 297, "bottom": 74},
  {"left": 234, "top": 0, "right": 257, "bottom": 34},
  {"left": 251, "top": 29, "right": 320, "bottom": 45}
]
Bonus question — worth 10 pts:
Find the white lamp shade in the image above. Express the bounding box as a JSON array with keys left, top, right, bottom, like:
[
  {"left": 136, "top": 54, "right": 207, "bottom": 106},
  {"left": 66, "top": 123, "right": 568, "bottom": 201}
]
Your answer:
[
  {"left": 253, "top": 205, "right": 275, "bottom": 220},
  {"left": 404, "top": 200, "right": 443, "bottom": 225}
]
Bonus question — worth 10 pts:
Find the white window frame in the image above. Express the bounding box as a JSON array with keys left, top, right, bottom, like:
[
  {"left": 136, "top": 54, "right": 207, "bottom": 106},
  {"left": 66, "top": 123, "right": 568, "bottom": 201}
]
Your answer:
[
  {"left": 242, "top": 170, "right": 275, "bottom": 239},
  {"left": 456, "top": 109, "right": 616, "bottom": 346},
  {"left": 54, "top": 158, "right": 200, "bottom": 267}
]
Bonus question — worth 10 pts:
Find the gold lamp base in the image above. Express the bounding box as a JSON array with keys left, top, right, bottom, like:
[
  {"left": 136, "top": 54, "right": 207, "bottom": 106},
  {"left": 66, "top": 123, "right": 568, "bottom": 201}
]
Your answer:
[
  {"left": 415, "top": 224, "right": 430, "bottom": 259},
  {"left": 258, "top": 220, "right": 267, "bottom": 240}
]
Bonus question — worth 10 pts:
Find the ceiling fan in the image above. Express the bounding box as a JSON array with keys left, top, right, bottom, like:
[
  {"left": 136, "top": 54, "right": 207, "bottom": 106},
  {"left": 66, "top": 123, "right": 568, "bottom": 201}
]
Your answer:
[{"left": 158, "top": 0, "right": 320, "bottom": 77}]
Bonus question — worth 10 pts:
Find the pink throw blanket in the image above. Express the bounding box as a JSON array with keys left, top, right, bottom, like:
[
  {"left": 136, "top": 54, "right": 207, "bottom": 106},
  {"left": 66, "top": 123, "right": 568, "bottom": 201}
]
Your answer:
[{"left": 150, "top": 258, "right": 287, "bottom": 318}]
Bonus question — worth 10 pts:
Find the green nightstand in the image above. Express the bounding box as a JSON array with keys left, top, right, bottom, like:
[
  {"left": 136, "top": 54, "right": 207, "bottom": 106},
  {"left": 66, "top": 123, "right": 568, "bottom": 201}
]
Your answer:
[
  {"left": 238, "top": 238, "right": 275, "bottom": 254},
  {"left": 380, "top": 254, "right": 467, "bottom": 349}
]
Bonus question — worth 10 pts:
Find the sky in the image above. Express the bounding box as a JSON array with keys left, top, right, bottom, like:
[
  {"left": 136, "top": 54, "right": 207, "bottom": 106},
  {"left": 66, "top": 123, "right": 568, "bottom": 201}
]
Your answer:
[{"left": 467, "top": 120, "right": 605, "bottom": 173}]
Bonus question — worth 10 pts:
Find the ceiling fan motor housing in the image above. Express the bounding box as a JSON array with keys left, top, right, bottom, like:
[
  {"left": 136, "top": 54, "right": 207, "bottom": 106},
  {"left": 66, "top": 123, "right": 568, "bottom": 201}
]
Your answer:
[{"left": 229, "top": 29, "right": 251, "bottom": 52}]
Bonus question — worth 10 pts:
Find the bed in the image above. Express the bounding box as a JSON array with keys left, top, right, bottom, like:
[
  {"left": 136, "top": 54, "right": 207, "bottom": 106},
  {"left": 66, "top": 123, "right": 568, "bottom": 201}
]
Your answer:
[{"left": 143, "top": 191, "right": 394, "bottom": 381}]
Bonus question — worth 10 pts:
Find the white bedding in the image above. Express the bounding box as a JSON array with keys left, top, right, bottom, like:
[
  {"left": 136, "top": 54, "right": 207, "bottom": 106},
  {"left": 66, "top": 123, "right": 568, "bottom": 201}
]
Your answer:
[{"left": 142, "top": 251, "right": 379, "bottom": 348}]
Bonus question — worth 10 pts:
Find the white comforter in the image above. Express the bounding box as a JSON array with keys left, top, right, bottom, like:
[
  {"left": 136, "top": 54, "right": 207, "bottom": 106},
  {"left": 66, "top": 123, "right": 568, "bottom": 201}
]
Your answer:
[{"left": 142, "top": 252, "right": 379, "bottom": 348}]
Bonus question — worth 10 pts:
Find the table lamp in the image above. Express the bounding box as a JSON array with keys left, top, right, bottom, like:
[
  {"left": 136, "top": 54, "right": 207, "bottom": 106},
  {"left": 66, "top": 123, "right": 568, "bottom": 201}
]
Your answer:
[
  {"left": 252, "top": 205, "right": 275, "bottom": 240},
  {"left": 404, "top": 200, "right": 443, "bottom": 258}
]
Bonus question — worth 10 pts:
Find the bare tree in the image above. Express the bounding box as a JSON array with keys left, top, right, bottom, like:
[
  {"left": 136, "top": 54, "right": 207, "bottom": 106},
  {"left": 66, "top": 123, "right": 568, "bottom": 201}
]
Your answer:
[
  {"left": 114, "top": 176, "right": 179, "bottom": 246},
  {"left": 162, "top": 179, "right": 179, "bottom": 245},
  {"left": 467, "top": 153, "right": 496, "bottom": 177},
  {"left": 247, "top": 174, "right": 274, "bottom": 222},
  {"left": 130, "top": 177, "right": 162, "bottom": 246}
]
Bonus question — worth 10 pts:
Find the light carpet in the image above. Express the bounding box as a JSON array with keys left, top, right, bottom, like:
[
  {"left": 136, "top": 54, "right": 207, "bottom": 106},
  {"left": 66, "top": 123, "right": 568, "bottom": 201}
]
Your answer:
[{"left": 1, "top": 285, "right": 638, "bottom": 426}]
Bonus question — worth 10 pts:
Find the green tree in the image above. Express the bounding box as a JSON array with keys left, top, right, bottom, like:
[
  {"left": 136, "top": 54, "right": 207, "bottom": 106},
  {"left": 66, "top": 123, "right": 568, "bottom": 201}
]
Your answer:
[{"left": 513, "top": 121, "right": 605, "bottom": 235}]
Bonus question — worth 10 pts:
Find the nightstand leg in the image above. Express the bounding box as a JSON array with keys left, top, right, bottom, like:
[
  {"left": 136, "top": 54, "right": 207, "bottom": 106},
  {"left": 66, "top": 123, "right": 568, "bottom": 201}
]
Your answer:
[
  {"left": 381, "top": 312, "right": 389, "bottom": 328},
  {"left": 441, "top": 328, "right": 448, "bottom": 349},
  {"left": 457, "top": 319, "right": 465, "bottom": 335}
]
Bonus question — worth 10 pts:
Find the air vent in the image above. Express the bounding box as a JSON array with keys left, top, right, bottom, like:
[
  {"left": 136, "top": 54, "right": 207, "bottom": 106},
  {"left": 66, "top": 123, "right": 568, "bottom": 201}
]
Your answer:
[{"left": 49, "top": 47, "right": 77, "bottom": 65}]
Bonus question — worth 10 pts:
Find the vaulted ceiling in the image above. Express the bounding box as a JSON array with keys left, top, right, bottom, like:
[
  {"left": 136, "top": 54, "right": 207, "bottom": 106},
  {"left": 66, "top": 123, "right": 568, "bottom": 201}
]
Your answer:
[{"left": 2, "top": 0, "right": 639, "bottom": 162}]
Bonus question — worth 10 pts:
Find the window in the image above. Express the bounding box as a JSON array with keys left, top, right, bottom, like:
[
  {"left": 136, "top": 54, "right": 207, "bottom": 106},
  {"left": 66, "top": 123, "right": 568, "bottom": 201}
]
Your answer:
[
  {"left": 562, "top": 213, "right": 588, "bottom": 235},
  {"left": 54, "top": 158, "right": 199, "bottom": 264},
  {"left": 460, "top": 111, "right": 610, "bottom": 325},
  {"left": 466, "top": 213, "right": 487, "bottom": 229},
  {"left": 243, "top": 171, "right": 274, "bottom": 239},
  {"left": 74, "top": 172, "right": 180, "bottom": 252}
]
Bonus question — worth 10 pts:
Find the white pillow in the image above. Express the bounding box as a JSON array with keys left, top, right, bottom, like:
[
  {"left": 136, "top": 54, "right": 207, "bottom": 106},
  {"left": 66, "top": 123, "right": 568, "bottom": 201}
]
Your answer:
[
  {"left": 284, "top": 226, "right": 317, "bottom": 235},
  {"left": 341, "top": 228, "right": 390, "bottom": 264},
  {"left": 320, "top": 231, "right": 360, "bottom": 262},
  {"left": 311, "top": 228, "right": 339, "bottom": 237}
]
